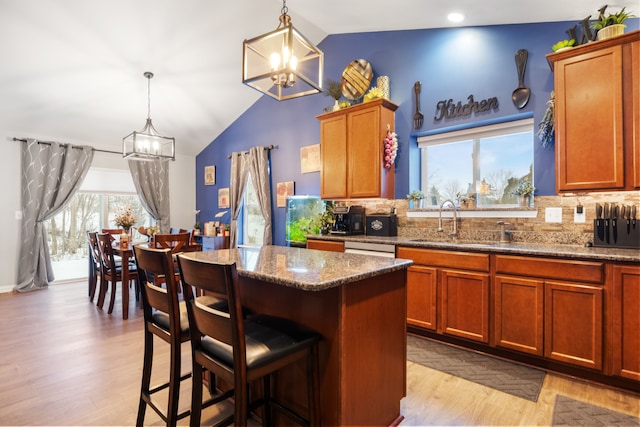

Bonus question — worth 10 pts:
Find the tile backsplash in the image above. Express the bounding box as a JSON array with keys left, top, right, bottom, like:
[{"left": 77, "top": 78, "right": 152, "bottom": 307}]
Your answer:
[{"left": 337, "top": 191, "right": 640, "bottom": 246}]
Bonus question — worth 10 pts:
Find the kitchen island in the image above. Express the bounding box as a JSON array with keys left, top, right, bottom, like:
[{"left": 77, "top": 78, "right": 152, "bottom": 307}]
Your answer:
[{"left": 180, "top": 246, "right": 413, "bottom": 426}]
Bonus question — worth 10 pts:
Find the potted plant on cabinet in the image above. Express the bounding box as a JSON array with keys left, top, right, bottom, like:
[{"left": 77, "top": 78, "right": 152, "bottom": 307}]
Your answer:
[{"left": 591, "top": 6, "right": 634, "bottom": 40}]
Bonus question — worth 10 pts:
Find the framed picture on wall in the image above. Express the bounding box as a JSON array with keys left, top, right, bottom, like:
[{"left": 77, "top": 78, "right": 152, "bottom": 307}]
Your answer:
[
  {"left": 300, "top": 144, "right": 321, "bottom": 173},
  {"left": 218, "top": 187, "right": 230, "bottom": 208},
  {"left": 204, "top": 165, "right": 216, "bottom": 185},
  {"left": 276, "top": 181, "right": 294, "bottom": 207}
]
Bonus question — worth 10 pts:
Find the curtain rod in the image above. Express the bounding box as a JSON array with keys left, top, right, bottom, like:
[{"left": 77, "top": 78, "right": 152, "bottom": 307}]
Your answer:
[
  {"left": 11, "top": 137, "right": 121, "bottom": 155},
  {"left": 227, "top": 144, "right": 276, "bottom": 159}
]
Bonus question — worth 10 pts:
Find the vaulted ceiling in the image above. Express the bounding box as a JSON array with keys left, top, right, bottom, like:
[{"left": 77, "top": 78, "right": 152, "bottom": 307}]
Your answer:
[{"left": 0, "top": 0, "right": 635, "bottom": 156}]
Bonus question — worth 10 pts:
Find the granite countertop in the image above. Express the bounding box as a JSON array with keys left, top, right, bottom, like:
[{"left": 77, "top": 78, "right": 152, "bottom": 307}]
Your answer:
[
  {"left": 307, "top": 234, "right": 640, "bottom": 263},
  {"left": 179, "top": 245, "right": 413, "bottom": 291}
]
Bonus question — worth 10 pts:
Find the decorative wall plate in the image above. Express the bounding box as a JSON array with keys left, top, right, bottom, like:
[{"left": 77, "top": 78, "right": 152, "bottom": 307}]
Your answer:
[{"left": 341, "top": 59, "right": 373, "bottom": 100}]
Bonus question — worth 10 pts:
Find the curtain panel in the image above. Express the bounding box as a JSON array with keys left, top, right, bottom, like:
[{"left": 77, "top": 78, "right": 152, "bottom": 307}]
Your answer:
[
  {"left": 128, "top": 159, "right": 170, "bottom": 233},
  {"left": 16, "top": 140, "right": 94, "bottom": 292}
]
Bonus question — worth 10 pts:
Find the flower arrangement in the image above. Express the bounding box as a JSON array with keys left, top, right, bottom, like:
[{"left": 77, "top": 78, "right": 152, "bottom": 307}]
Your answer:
[
  {"left": 514, "top": 179, "right": 535, "bottom": 197},
  {"left": 114, "top": 205, "right": 138, "bottom": 230},
  {"left": 138, "top": 224, "right": 159, "bottom": 237},
  {"left": 364, "top": 86, "right": 384, "bottom": 102},
  {"left": 383, "top": 126, "right": 398, "bottom": 169},
  {"left": 324, "top": 79, "right": 343, "bottom": 101},
  {"left": 406, "top": 190, "right": 425, "bottom": 201}
]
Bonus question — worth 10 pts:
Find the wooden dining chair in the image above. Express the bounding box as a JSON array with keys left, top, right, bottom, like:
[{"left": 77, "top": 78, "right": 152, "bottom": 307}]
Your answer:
[
  {"left": 87, "top": 231, "right": 105, "bottom": 303},
  {"left": 96, "top": 233, "right": 138, "bottom": 318},
  {"left": 153, "top": 232, "right": 191, "bottom": 253},
  {"left": 177, "top": 256, "right": 321, "bottom": 427},
  {"left": 101, "top": 228, "right": 123, "bottom": 235}
]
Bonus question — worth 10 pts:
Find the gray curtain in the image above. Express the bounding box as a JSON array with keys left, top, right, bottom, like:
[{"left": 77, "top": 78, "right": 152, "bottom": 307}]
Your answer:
[
  {"left": 128, "top": 159, "right": 170, "bottom": 233},
  {"left": 229, "top": 152, "right": 250, "bottom": 248},
  {"left": 246, "top": 146, "right": 272, "bottom": 245},
  {"left": 16, "top": 140, "right": 94, "bottom": 292}
]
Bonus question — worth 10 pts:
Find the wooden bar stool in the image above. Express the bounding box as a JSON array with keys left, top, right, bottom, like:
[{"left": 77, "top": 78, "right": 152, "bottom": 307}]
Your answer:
[{"left": 177, "top": 255, "right": 321, "bottom": 427}]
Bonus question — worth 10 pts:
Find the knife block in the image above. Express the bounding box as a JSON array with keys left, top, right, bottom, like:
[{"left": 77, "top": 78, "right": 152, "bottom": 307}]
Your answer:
[{"left": 593, "top": 219, "right": 640, "bottom": 248}]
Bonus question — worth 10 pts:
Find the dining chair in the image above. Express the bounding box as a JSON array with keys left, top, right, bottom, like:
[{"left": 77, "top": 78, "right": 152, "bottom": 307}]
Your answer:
[
  {"left": 101, "top": 228, "right": 123, "bottom": 235},
  {"left": 177, "top": 256, "right": 321, "bottom": 427},
  {"left": 153, "top": 232, "right": 191, "bottom": 253},
  {"left": 133, "top": 245, "right": 234, "bottom": 427},
  {"left": 87, "top": 231, "right": 106, "bottom": 303},
  {"left": 96, "top": 233, "right": 138, "bottom": 318}
]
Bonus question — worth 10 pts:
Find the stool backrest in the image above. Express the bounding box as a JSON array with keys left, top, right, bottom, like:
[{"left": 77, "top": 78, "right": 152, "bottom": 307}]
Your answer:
[
  {"left": 177, "top": 256, "right": 246, "bottom": 369},
  {"left": 152, "top": 232, "right": 190, "bottom": 254}
]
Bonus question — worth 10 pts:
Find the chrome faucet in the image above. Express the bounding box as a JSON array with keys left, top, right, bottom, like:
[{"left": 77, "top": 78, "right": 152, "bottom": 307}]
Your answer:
[
  {"left": 497, "top": 220, "right": 511, "bottom": 243},
  {"left": 438, "top": 199, "right": 458, "bottom": 237}
]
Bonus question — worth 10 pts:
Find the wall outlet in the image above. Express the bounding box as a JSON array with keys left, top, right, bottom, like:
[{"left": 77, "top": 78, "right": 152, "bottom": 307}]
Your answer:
[
  {"left": 15, "top": 210, "right": 22, "bottom": 220},
  {"left": 545, "top": 207, "right": 563, "bottom": 223},
  {"left": 574, "top": 207, "right": 586, "bottom": 223}
]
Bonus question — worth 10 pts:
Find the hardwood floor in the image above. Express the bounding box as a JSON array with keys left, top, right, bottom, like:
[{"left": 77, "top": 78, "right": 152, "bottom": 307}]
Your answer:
[{"left": 0, "top": 281, "right": 638, "bottom": 426}]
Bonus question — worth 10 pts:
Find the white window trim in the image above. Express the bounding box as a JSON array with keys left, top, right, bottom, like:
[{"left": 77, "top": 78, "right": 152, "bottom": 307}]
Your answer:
[{"left": 417, "top": 118, "right": 534, "bottom": 147}]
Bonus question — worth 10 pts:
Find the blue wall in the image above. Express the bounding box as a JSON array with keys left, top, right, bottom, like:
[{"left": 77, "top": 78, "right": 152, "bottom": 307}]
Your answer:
[{"left": 196, "top": 20, "right": 639, "bottom": 246}]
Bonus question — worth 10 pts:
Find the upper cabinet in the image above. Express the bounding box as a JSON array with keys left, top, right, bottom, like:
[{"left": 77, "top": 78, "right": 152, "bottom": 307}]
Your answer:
[
  {"left": 548, "top": 30, "right": 639, "bottom": 193},
  {"left": 317, "top": 99, "right": 397, "bottom": 199}
]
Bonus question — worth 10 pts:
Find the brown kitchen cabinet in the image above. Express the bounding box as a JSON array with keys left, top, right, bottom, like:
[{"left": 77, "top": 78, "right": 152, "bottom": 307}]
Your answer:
[
  {"left": 306, "top": 238, "right": 344, "bottom": 252},
  {"left": 493, "top": 275, "right": 544, "bottom": 356},
  {"left": 317, "top": 98, "right": 397, "bottom": 199},
  {"left": 406, "top": 265, "right": 437, "bottom": 331},
  {"left": 610, "top": 264, "right": 640, "bottom": 381},
  {"left": 397, "top": 247, "right": 490, "bottom": 343},
  {"left": 495, "top": 255, "right": 605, "bottom": 371},
  {"left": 548, "top": 30, "right": 640, "bottom": 192}
]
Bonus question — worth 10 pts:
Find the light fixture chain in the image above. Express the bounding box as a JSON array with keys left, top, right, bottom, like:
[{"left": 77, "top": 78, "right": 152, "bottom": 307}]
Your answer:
[
  {"left": 147, "top": 73, "right": 151, "bottom": 120},
  {"left": 281, "top": 0, "right": 288, "bottom": 16}
]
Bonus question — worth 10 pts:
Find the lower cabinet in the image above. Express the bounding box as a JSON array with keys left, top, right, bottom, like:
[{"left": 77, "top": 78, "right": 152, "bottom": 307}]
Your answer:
[
  {"left": 406, "top": 266, "right": 437, "bottom": 330},
  {"left": 493, "top": 275, "right": 544, "bottom": 356},
  {"left": 440, "top": 269, "right": 490, "bottom": 343},
  {"left": 610, "top": 264, "right": 640, "bottom": 381},
  {"left": 398, "top": 247, "right": 490, "bottom": 344},
  {"left": 544, "top": 281, "right": 603, "bottom": 370},
  {"left": 494, "top": 255, "right": 605, "bottom": 371}
]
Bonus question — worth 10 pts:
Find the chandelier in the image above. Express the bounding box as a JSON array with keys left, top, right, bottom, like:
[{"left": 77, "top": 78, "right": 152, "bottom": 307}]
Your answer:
[
  {"left": 242, "top": 0, "right": 323, "bottom": 101},
  {"left": 122, "top": 71, "right": 175, "bottom": 161}
]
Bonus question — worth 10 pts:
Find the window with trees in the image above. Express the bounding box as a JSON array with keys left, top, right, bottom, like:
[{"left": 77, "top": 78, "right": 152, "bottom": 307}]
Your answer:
[{"left": 418, "top": 118, "right": 534, "bottom": 207}]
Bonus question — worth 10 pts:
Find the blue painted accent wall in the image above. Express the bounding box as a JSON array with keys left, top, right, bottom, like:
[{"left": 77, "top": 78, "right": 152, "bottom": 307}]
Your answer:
[{"left": 196, "top": 20, "right": 639, "bottom": 246}]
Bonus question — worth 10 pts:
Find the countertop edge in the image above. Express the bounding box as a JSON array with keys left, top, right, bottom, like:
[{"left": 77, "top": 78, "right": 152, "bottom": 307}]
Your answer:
[{"left": 306, "top": 235, "right": 640, "bottom": 263}]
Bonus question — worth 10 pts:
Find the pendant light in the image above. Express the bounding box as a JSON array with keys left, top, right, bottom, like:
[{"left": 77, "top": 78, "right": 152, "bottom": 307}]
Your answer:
[
  {"left": 242, "top": 0, "right": 323, "bottom": 101},
  {"left": 122, "top": 71, "right": 175, "bottom": 161}
]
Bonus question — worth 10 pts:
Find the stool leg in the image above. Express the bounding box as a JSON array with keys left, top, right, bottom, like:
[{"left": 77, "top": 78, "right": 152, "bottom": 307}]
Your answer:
[
  {"left": 136, "top": 329, "right": 154, "bottom": 427},
  {"left": 262, "top": 374, "right": 271, "bottom": 427},
  {"left": 308, "top": 345, "right": 321, "bottom": 426},
  {"left": 166, "top": 337, "right": 181, "bottom": 427},
  {"left": 189, "top": 361, "right": 204, "bottom": 427}
]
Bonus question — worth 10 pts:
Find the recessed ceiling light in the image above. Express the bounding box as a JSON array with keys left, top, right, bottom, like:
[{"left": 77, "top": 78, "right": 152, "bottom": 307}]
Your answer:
[{"left": 448, "top": 12, "right": 465, "bottom": 23}]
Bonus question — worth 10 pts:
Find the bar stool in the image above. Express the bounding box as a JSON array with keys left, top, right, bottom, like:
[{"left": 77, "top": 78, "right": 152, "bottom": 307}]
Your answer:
[{"left": 177, "top": 255, "right": 321, "bottom": 426}]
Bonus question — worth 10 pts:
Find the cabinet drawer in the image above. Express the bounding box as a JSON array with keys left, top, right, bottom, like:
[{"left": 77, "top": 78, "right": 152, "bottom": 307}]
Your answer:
[
  {"left": 397, "top": 247, "right": 489, "bottom": 272},
  {"left": 307, "top": 239, "right": 344, "bottom": 252},
  {"left": 495, "top": 255, "right": 603, "bottom": 284}
]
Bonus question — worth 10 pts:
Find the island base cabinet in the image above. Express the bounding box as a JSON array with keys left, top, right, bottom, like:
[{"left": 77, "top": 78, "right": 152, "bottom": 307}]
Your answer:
[
  {"left": 611, "top": 265, "right": 640, "bottom": 381},
  {"left": 440, "top": 269, "right": 490, "bottom": 343},
  {"left": 544, "top": 281, "right": 603, "bottom": 370},
  {"left": 493, "top": 275, "right": 544, "bottom": 356},
  {"left": 407, "top": 265, "right": 437, "bottom": 331}
]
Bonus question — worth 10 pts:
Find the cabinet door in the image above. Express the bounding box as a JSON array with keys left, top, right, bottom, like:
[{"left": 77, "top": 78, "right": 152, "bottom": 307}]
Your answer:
[
  {"left": 347, "top": 105, "right": 382, "bottom": 198},
  {"left": 407, "top": 265, "right": 437, "bottom": 331},
  {"left": 631, "top": 41, "right": 640, "bottom": 188},
  {"left": 320, "top": 114, "right": 348, "bottom": 199},
  {"left": 611, "top": 265, "right": 640, "bottom": 381},
  {"left": 440, "top": 269, "right": 490, "bottom": 343},
  {"left": 544, "top": 281, "right": 603, "bottom": 370},
  {"left": 555, "top": 45, "right": 624, "bottom": 192},
  {"left": 493, "top": 275, "right": 544, "bottom": 356}
]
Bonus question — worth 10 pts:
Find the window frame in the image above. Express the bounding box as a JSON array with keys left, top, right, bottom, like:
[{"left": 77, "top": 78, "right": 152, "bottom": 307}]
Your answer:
[{"left": 418, "top": 118, "right": 534, "bottom": 208}]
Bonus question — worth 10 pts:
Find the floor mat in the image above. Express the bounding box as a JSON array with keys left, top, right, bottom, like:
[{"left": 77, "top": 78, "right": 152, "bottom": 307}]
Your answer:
[
  {"left": 407, "top": 335, "right": 545, "bottom": 402},
  {"left": 552, "top": 395, "right": 640, "bottom": 426}
]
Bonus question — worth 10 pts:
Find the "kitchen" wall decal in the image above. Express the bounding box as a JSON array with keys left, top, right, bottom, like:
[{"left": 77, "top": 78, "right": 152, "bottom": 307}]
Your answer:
[{"left": 433, "top": 94, "right": 499, "bottom": 121}]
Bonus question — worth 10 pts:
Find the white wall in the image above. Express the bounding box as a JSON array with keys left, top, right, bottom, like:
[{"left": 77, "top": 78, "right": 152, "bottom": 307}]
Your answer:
[{"left": 0, "top": 133, "right": 195, "bottom": 293}]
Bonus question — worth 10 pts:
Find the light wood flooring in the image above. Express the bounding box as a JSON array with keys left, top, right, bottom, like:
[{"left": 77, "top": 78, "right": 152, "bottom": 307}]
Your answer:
[{"left": 0, "top": 281, "right": 638, "bottom": 426}]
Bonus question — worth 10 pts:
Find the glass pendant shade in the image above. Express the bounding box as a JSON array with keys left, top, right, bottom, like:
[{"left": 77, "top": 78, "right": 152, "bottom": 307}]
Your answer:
[
  {"left": 123, "top": 72, "right": 175, "bottom": 161},
  {"left": 243, "top": 4, "right": 323, "bottom": 101}
]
